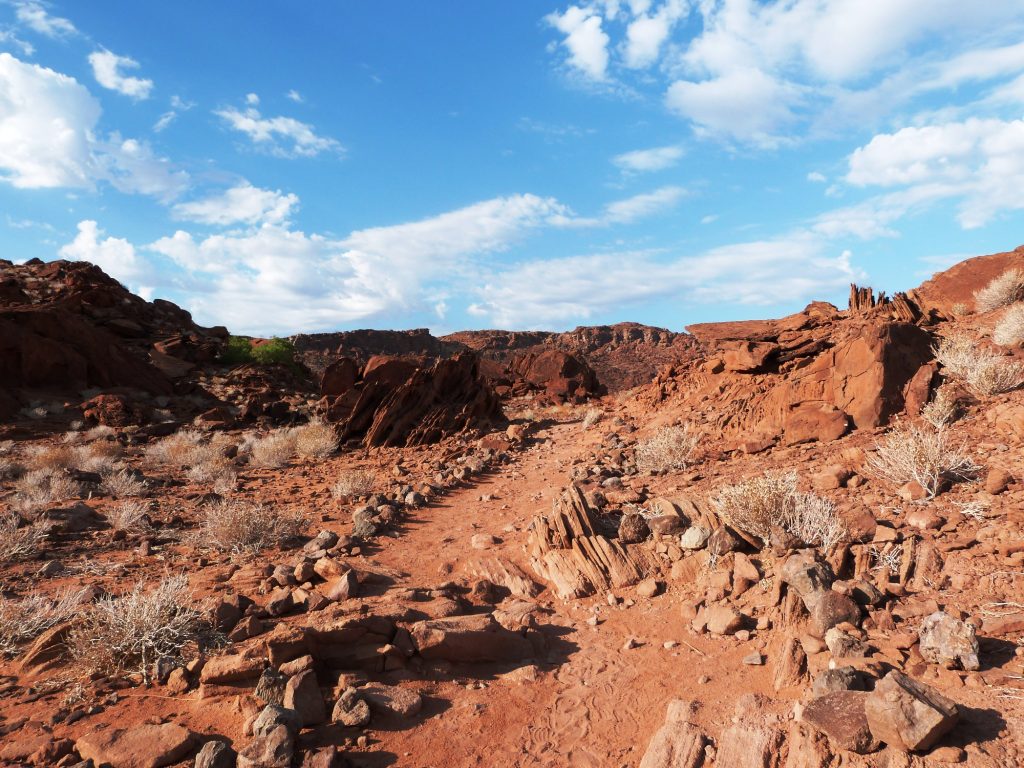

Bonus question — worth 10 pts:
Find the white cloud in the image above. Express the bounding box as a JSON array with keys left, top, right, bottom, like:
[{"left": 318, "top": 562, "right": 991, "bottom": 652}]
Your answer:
[
  {"left": 546, "top": 6, "right": 610, "bottom": 81},
  {"left": 172, "top": 182, "right": 299, "bottom": 226},
  {"left": 59, "top": 221, "right": 150, "bottom": 285},
  {"left": 14, "top": 2, "right": 75, "bottom": 38},
  {"left": 0, "top": 52, "right": 99, "bottom": 188},
  {"left": 666, "top": 67, "right": 802, "bottom": 146},
  {"left": 604, "top": 185, "right": 685, "bottom": 223},
  {"left": 0, "top": 28, "right": 34, "bottom": 55},
  {"left": 215, "top": 103, "right": 342, "bottom": 158},
  {"left": 472, "top": 236, "right": 860, "bottom": 328},
  {"left": 154, "top": 95, "right": 195, "bottom": 132},
  {"left": 286, "top": 89, "right": 303, "bottom": 103},
  {"left": 807, "top": 171, "right": 826, "bottom": 183},
  {"left": 88, "top": 50, "right": 153, "bottom": 99},
  {"left": 245, "top": 92, "right": 259, "bottom": 105},
  {"left": 0, "top": 53, "right": 185, "bottom": 198},
  {"left": 845, "top": 118, "right": 1024, "bottom": 229},
  {"left": 623, "top": 0, "right": 686, "bottom": 68},
  {"left": 612, "top": 144, "right": 684, "bottom": 172}
]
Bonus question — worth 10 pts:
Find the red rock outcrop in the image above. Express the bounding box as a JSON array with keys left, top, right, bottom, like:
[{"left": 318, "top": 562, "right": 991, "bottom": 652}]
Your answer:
[{"left": 320, "top": 352, "right": 503, "bottom": 447}]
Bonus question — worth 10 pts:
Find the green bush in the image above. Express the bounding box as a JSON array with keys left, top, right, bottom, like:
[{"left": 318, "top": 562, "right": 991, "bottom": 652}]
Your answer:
[
  {"left": 221, "top": 336, "right": 254, "bottom": 364},
  {"left": 252, "top": 338, "right": 296, "bottom": 365}
]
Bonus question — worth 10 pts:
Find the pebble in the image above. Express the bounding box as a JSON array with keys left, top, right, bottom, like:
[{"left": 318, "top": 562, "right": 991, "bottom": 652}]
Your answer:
[{"left": 742, "top": 652, "right": 765, "bottom": 666}]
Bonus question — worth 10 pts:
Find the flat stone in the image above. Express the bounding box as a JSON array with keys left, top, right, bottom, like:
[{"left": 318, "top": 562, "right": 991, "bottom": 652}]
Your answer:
[
  {"left": 75, "top": 723, "right": 196, "bottom": 768},
  {"left": 359, "top": 683, "right": 423, "bottom": 718},
  {"left": 801, "top": 691, "right": 879, "bottom": 754},
  {"left": 864, "top": 671, "right": 959, "bottom": 752},
  {"left": 200, "top": 654, "right": 263, "bottom": 684}
]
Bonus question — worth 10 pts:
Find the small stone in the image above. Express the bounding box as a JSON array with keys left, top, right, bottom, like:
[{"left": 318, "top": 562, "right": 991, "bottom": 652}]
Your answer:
[
  {"left": 984, "top": 468, "right": 1012, "bottom": 495},
  {"left": 618, "top": 512, "right": 650, "bottom": 544},
  {"left": 636, "top": 578, "right": 660, "bottom": 598},
  {"left": 332, "top": 687, "right": 371, "bottom": 728},
  {"left": 679, "top": 526, "right": 710, "bottom": 550},
  {"left": 898, "top": 481, "right": 929, "bottom": 501},
  {"left": 194, "top": 739, "right": 235, "bottom": 768},
  {"left": 471, "top": 533, "right": 498, "bottom": 549},
  {"left": 704, "top": 605, "right": 744, "bottom": 636},
  {"left": 919, "top": 611, "right": 980, "bottom": 671},
  {"left": 359, "top": 684, "right": 423, "bottom": 719},
  {"left": 742, "top": 652, "right": 765, "bottom": 666}
]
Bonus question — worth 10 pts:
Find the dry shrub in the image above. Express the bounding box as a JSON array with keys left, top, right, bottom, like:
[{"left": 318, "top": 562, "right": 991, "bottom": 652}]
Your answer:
[
  {"left": 250, "top": 430, "right": 297, "bottom": 468},
  {"left": 920, "top": 385, "right": 962, "bottom": 428},
  {"left": 100, "top": 467, "right": 148, "bottom": 498},
  {"left": 331, "top": 469, "right": 376, "bottom": 500},
  {"left": 11, "top": 470, "right": 81, "bottom": 513},
  {"left": 106, "top": 499, "right": 151, "bottom": 535},
  {"left": 201, "top": 500, "right": 305, "bottom": 553},
  {"left": 69, "top": 575, "right": 203, "bottom": 680},
  {"left": 713, "top": 471, "right": 798, "bottom": 543},
  {"left": 950, "top": 302, "right": 969, "bottom": 317},
  {"left": 975, "top": 268, "right": 1024, "bottom": 312},
  {"left": 0, "top": 511, "right": 47, "bottom": 563},
  {"left": 634, "top": 425, "right": 699, "bottom": 472},
  {"left": 785, "top": 493, "right": 847, "bottom": 550},
  {"left": 84, "top": 425, "right": 115, "bottom": 441},
  {"left": 0, "top": 588, "right": 86, "bottom": 656},
  {"left": 581, "top": 408, "right": 604, "bottom": 429},
  {"left": 993, "top": 304, "right": 1024, "bottom": 346},
  {"left": 74, "top": 441, "right": 123, "bottom": 473},
  {"left": 934, "top": 332, "right": 1024, "bottom": 396},
  {"left": 292, "top": 420, "right": 338, "bottom": 459},
  {"left": 866, "top": 421, "right": 977, "bottom": 497},
  {"left": 145, "top": 430, "right": 206, "bottom": 466},
  {"left": 186, "top": 457, "right": 236, "bottom": 488},
  {"left": 25, "top": 444, "right": 76, "bottom": 473},
  {"left": 0, "top": 456, "right": 24, "bottom": 481}
]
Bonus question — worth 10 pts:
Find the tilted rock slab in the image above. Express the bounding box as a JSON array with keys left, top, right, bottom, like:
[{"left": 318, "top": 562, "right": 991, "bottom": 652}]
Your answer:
[{"left": 864, "top": 671, "right": 959, "bottom": 752}]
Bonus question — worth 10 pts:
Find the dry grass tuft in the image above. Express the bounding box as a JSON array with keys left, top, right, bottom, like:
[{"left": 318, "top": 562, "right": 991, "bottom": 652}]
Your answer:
[
  {"left": 0, "top": 511, "right": 47, "bottom": 563},
  {"left": 25, "top": 445, "right": 76, "bottom": 473},
  {"left": 331, "top": 469, "right": 376, "bottom": 500},
  {"left": 74, "top": 441, "right": 123, "bottom": 473},
  {"left": 994, "top": 304, "right": 1024, "bottom": 346},
  {"left": 0, "top": 456, "right": 24, "bottom": 481},
  {"left": 250, "top": 430, "right": 297, "bottom": 468},
  {"left": 934, "top": 332, "right": 1024, "bottom": 396},
  {"left": 84, "top": 425, "right": 115, "bottom": 441},
  {"left": 866, "top": 421, "right": 977, "bottom": 497},
  {"left": 201, "top": 500, "right": 306, "bottom": 553},
  {"left": 581, "top": 408, "right": 604, "bottom": 430},
  {"left": 292, "top": 420, "right": 338, "bottom": 459},
  {"left": 785, "top": 493, "right": 847, "bottom": 550},
  {"left": 975, "top": 268, "right": 1024, "bottom": 313},
  {"left": 920, "top": 385, "right": 962, "bottom": 428},
  {"left": 106, "top": 499, "right": 151, "bottom": 535},
  {"left": 100, "top": 467, "right": 148, "bottom": 498},
  {"left": 11, "top": 470, "right": 81, "bottom": 514},
  {"left": 634, "top": 425, "right": 699, "bottom": 472},
  {"left": 69, "top": 575, "right": 203, "bottom": 680},
  {"left": 145, "top": 430, "right": 206, "bottom": 466},
  {"left": 0, "top": 588, "right": 86, "bottom": 656}
]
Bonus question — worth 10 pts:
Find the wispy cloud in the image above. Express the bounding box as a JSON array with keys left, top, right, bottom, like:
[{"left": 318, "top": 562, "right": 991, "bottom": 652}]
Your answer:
[
  {"left": 215, "top": 99, "right": 343, "bottom": 158},
  {"left": 89, "top": 50, "right": 153, "bottom": 99}
]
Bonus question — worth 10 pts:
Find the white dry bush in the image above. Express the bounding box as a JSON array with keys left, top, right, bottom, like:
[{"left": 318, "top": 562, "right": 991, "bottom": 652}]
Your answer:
[
  {"left": 713, "top": 471, "right": 846, "bottom": 549},
  {"left": 201, "top": 499, "right": 306, "bottom": 553},
  {"left": 74, "top": 440, "right": 122, "bottom": 473},
  {"left": 106, "top": 499, "right": 151, "bottom": 535},
  {"left": 100, "top": 467, "right": 148, "bottom": 498},
  {"left": 331, "top": 468, "right": 376, "bottom": 500},
  {"left": 292, "top": 420, "right": 338, "bottom": 459},
  {"left": 784, "top": 493, "right": 847, "bottom": 551},
  {"left": 975, "top": 268, "right": 1024, "bottom": 313},
  {"left": 145, "top": 430, "right": 206, "bottom": 466},
  {"left": 634, "top": 425, "right": 699, "bottom": 473},
  {"left": 714, "top": 471, "right": 798, "bottom": 543},
  {"left": 866, "top": 422, "right": 977, "bottom": 497},
  {"left": 582, "top": 408, "right": 604, "bottom": 430},
  {"left": 994, "top": 304, "right": 1024, "bottom": 346},
  {"left": 250, "top": 430, "right": 297, "bottom": 468},
  {"left": 920, "top": 385, "right": 962, "bottom": 428},
  {"left": 0, "top": 511, "right": 47, "bottom": 563},
  {"left": 0, "top": 588, "right": 86, "bottom": 656},
  {"left": 950, "top": 302, "right": 969, "bottom": 317},
  {"left": 934, "top": 332, "right": 1024, "bottom": 396},
  {"left": 84, "top": 425, "right": 115, "bottom": 442},
  {"left": 69, "top": 575, "right": 203, "bottom": 680},
  {"left": 955, "top": 499, "right": 990, "bottom": 521},
  {"left": 25, "top": 444, "right": 76, "bottom": 473},
  {"left": 11, "top": 469, "right": 81, "bottom": 514}
]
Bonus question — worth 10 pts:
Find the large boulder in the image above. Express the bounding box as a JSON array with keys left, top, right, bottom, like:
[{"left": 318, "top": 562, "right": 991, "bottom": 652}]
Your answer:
[
  {"left": 409, "top": 612, "right": 534, "bottom": 663},
  {"left": 864, "top": 671, "right": 959, "bottom": 752},
  {"left": 75, "top": 722, "right": 196, "bottom": 768}
]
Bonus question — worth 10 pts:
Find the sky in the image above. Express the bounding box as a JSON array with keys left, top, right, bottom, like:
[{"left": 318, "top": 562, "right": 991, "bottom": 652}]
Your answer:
[{"left": 2, "top": 2, "right": 1024, "bottom": 336}]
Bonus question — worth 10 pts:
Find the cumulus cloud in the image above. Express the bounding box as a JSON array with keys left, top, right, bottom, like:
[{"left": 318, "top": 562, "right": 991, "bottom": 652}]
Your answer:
[
  {"left": 14, "top": 2, "right": 76, "bottom": 38},
  {"left": 845, "top": 118, "right": 1024, "bottom": 229},
  {"left": 623, "top": 0, "right": 686, "bottom": 68},
  {"left": 88, "top": 50, "right": 153, "bottom": 99},
  {"left": 59, "top": 220, "right": 151, "bottom": 285},
  {"left": 0, "top": 53, "right": 185, "bottom": 198},
  {"left": 612, "top": 144, "right": 684, "bottom": 172},
  {"left": 172, "top": 182, "right": 299, "bottom": 226},
  {"left": 546, "top": 6, "right": 610, "bottom": 81},
  {"left": 215, "top": 102, "right": 342, "bottom": 158}
]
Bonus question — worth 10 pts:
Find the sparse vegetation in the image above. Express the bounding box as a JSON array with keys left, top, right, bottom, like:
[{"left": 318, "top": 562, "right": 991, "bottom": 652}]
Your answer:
[
  {"left": 69, "top": 575, "right": 204, "bottom": 680},
  {"left": 713, "top": 471, "right": 846, "bottom": 549},
  {"left": 993, "top": 304, "right": 1024, "bottom": 346},
  {"left": 866, "top": 421, "right": 978, "bottom": 497},
  {"left": 25, "top": 444, "right": 76, "bottom": 473},
  {"left": 331, "top": 468, "right": 376, "bottom": 499},
  {"left": 146, "top": 430, "right": 207, "bottom": 466},
  {"left": 221, "top": 335, "right": 256, "bottom": 364},
  {"left": 221, "top": 335, "right": 297, "bottom": 366},
  {"left": 292, "top": 420, "right": 338, "bottom": 458},
  {"left": 11, "top": 469, "right": 81, "bottom": 513},
  {"left": 934, "top": 332, "right": 1024, "bottom": 396},
  {"left": 0, "top": 511, "right": 47, "bottom": 563},
  {"left": 0, "top": 588, "right": 86, "bottom": 656},
  {"left": 975, "top": 268, "right": 1024, "bottom": 313},
  {"left": 634, "top": 425, "right": 699, "bottom": 472},
  {"left": 100, "top": 467, "right": 148, "bottom": 498},
  {"left": 581, "top": 408, "right": 604, "bottom": 430},
  {"left": 920, "top": 385, "right": 962, "bottom": 428},
  {"left": 950, "top": 302, "right": 969, "bottom": 317},
  {"left": 75, "top": 440, "right": 122, "bottom": 473},
  {"left": 250, "top": 430, "right": 297, "bottom": 468},
  {"left": 106, "top": 499, "right": 151, "bottom": 535},
  {"left": 201, "top": 499, "right": 306, "bottom": 553}
]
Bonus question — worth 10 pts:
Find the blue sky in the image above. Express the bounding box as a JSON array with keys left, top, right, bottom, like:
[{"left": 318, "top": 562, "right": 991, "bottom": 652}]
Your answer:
[{"left": 2, "top": 1, "right": 1024, "bottom": 335}]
